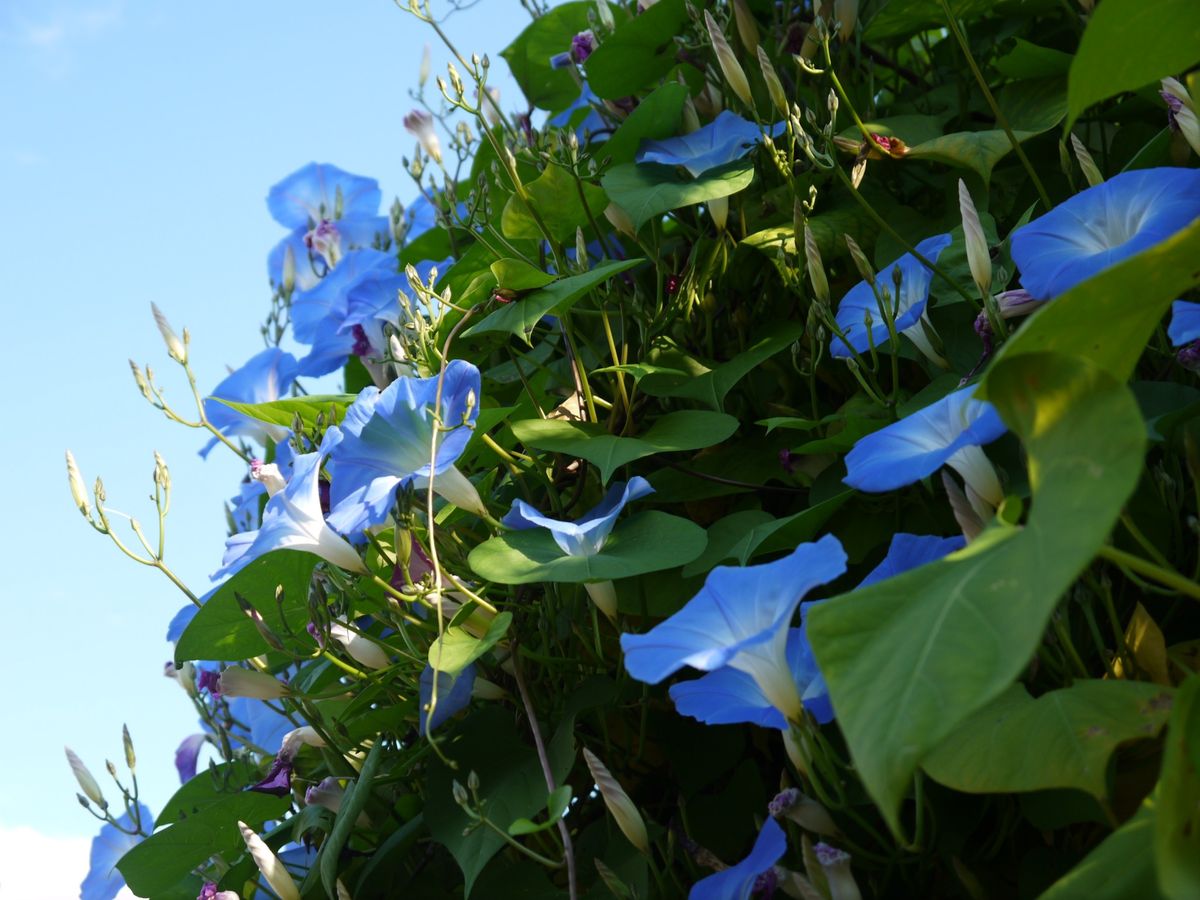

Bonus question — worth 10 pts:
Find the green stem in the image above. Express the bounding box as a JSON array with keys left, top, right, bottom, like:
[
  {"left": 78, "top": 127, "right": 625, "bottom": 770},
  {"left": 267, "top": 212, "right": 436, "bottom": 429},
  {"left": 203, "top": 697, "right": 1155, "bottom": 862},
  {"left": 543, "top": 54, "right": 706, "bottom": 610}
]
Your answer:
[{"left": 1099, "top": 545, "right": 1200, "bottom": 602}]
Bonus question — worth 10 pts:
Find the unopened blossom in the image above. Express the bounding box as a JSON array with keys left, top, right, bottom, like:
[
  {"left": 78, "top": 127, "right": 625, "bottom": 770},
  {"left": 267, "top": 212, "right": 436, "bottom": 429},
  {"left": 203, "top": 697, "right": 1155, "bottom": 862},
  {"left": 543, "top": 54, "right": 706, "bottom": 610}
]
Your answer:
[{"left": 404, "top": 110, "right": 443, "bottom": 164}]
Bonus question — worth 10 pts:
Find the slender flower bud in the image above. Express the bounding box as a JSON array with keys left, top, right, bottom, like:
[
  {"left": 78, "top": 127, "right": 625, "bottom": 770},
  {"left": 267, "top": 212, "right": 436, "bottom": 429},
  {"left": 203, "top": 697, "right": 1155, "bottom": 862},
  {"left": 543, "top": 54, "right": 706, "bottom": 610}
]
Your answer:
[
  {"left": 833, "top": 0, "right": 858, "bottom": 38},
  {"left": 403, "top": 110, "right": 443, "bottom": 164},
  {"left": 328, "top": 622, "right": 391, "bottom": 670},
  {"left": 418, "top": 43, "right": 431, "bottom": 87},
  {"left": 704, "top": 11, "right": 755, "bottom": 111},
  {"left": 65, "top": 748, "right": 106, "bottom": 808},
  {"left": 680, "top": 88, "right": 701, "bottom": 133},
  {"left": 122, "top": 725, "right": 136, "bottom": 773},
  {"left": 151, "top": 303, "right": 186, "bottom": 364},
  {"left": 452, "top": 780, "right": 471, "bottom": 808},
  {"left": 731, "top": 0, "right": 760, "bottom": 52},
  {"left": 957, "top": 179, "right": 992, "bottom": 300},
  {"left": 583, "top": 748, "right": 650, "bottom": 854},
  {"left": 803, "top": 224, "right": 830, "bottom": 304},
  {"left": 756, "top": 46, "right": 788, "bottom": 117},
  {"left": 813, "top": 843, "right": 863, "bottom": 900},
  {"left": 1162, "top": 77, "right": 1200, "bottom": 157},
  {"left": 708, "top": 195, "right": 730, "bottom": 231},
  {"left": 842, "top": 234, "right": 874, "bottom": 284},
  {"left": 595, "top": 0, "right": 614, "bottom": 30},
  {"left": 128, "top": 360, "right": 153, "bottom": 401},
  {"left": 447, "top": 63, "right": 465, "bottom": 98},
  {"left": 941, "top": 470, "right": 984, "bottom": 543},
  {"left": 604, "top": 203, "right": 636, "bottom": 238},
  {"left": 218, "top": 667, "right": 289, "bottom": 700},
  {"left": 238, "top": 821, "right": 301, "bottom": 900},
  {"left": 65, "top": 451, "right": 91, "bottom": 519},
  {"left": 1069, "top": 134, "right": 1103, "bottom": 187}
]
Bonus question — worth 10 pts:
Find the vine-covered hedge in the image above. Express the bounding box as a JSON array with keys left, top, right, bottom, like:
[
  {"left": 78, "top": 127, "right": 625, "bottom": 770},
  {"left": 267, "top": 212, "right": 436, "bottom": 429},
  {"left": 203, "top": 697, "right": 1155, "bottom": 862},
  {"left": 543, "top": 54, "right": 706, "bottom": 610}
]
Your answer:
[{"left": 66, "top": 0, "right": 1200, "bottom": 897}]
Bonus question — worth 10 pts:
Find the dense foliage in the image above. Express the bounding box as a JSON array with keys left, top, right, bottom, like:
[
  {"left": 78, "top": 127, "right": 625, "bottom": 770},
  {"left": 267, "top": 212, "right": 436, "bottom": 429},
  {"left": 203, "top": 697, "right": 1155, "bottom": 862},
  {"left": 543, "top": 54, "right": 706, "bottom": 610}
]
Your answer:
[{"left": 65, "top": 0, "right": 1200, "bottom": 897}]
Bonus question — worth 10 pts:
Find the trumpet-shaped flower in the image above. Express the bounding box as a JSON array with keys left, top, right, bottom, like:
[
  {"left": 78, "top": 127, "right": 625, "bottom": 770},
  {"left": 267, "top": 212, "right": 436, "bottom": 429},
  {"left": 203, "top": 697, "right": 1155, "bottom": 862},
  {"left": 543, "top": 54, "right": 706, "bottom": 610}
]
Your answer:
[
  {"left": 1011, "top": 167, "right": 1200, "bottom": 300},
  {"left": 637, "top": 111, "right": 785, "bottom": 178},
  {"left": 843, "top": 386, "right": 1005, "bottom": 508},
  {"left": 174, "top": 733, "right": 209, "bottom": 783},
  {"left": 502, "top": 477, "right": 655, "bottom": 557},
  {"left": 215, "top": 430, "right": 365, "bottom": 578},
  {"left": 621, "top": 535, "right": 847, "bottom": 723},
  {"left": 830, "top": 233, "right": 952, "bottom": 358},
  {"left": 81, "top": 804, "right": 154, "bottom": 900},
  {"left": 201, "top": 348, "right": 297, "bottom": 458},
  {"left": 548, "top": 82, "right": 607, "bottom": 139},
  {"left": 327, "top": 360, "right": 482, "bottom": 535},
  {"left": 419, "top": 662, "right": 477, "bottom": 734},
  {"left": 688, "top": 816, "right": 787, "bottom": 900},
  {"left": 1168, "top": 300, "right": 1200, "bottom": 346},
  {"left": 859, "top": 532, "right": 965, "bottom": 587}
]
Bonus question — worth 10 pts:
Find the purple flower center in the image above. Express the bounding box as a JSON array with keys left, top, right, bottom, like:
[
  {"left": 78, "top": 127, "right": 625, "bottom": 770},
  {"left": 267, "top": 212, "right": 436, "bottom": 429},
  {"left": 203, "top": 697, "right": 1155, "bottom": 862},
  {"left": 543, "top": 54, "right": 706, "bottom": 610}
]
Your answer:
[
  {"left": 198, "top": 883, "right": 221, "bottom": 900},
  {"left": 307, "top": 621, "right": 326, "bottom": 648},
  {"left": 351, "top": 323, "right": 372, "bottom": 358},
  {"left": 1178, "top": 340, "right": 1200, "bottom": 372},
  {"left": 197, "top": 668, "right": 222, "bottom": 699},
  {"left": 768, "top": 787, "right": 799, "bottom": 817},
  {"left": 752, "top": 868, "right": 779, "bottom": 897}
]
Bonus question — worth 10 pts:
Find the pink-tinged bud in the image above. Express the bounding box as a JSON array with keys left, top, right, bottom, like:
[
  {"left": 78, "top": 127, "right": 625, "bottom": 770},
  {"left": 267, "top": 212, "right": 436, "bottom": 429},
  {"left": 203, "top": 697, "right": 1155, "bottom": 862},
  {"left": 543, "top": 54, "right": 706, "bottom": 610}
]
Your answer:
[
  {"left": 198, "top": 883, "right": 240, "bottom": 900},
  {"left": 238, "top": 821, "right": 301, "bottom": 900},
  {"left": 957, "top": 179, "right": 991, "bottom": 300},
  {"left": 1162, "top": 78, "right": 1200, "bottom": 157},
  {"left": 305, "top": 776, "right": 346, "bottom": 813},
  {"left": 65, "top": 747, "right": 106, "bottom": 808},
  {"left": 704, "top": 11, "right": 755, "bottom": 111},
  {"left": 328, "top": 622, "right": 391, "bottom": 670},
  {"left": 403, "top": 110, "right": 443, "bottom": 164},
  {"left": 571, "top": 30, "right": 596, "bottom": 62},
  {"left": 584, "top": 748, "right": 649, "bottom": 854},
  {"left": 218, "top": 667, "right": 289, "bottom": 700},
  {"left": 814, "top": 843, "right": 863, "bottom": 900},
  {"left": 995, "top": 288, "right": 1040, "bottom": 319}
]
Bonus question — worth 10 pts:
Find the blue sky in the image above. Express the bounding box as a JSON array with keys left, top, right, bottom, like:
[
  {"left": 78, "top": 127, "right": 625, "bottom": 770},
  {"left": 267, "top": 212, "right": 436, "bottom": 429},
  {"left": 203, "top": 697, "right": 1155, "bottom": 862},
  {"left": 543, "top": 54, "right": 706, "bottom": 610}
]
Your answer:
[{"left": 0, "top": 0, "right": 529, "bottom": 887}]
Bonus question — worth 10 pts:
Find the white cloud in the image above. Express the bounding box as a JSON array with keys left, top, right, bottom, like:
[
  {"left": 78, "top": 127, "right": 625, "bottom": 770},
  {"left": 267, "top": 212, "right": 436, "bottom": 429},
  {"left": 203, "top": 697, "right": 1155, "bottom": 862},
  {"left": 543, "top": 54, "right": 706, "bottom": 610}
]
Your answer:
[
  {"left": 15, "top": 2, "right": 123, "bottom": 50},
  {"left": 0, "top": 824, "right": 134, "bottom": 900}
]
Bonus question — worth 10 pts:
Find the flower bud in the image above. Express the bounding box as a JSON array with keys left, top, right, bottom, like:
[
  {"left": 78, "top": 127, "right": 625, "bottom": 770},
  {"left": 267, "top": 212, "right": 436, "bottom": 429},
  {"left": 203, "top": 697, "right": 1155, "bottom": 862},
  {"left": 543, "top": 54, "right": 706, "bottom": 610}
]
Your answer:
[
  {"left": 122, "top": 724, "right": 136, "bottom": 773},
  {"left": 129, "top": 360, "right": 153, "bottom": 401},
  {"left": 957, "top": 179, "right": 991, "bottom": 300},
  {"left": 708, "top": 195, "right": 729, "bottom": 231},
  {"left": 452, "top": 779, "right": 471, "bottom": 808},
  {"left": 403, "top": 110, "right": 443, "bottom": 164},
  {"left": 803, "top": 224, "right": 830, "bottom": 304},
  {"left": 328, "top": 622, "right": 391, "bottom": 670},
  {"left": 65, "top": 748, "right": 106, "bottom": 808},
  {"left": 769, "top": 787, "right": 838, "bottom": 835},
  {"left": 813, "top": 843, "right": 863, "bottom": 900},
  {"left": 583, "top": 748, "right": 649, "bottom": 854},
  {"left": 218, "top": 667, "right": 289, "bottom": 700},
  {"left": 595, "top": 0, "right": 614, "bottom": 30},
  {"left": 941, "top": 470, "right": 984, "bottom": 543},
  {"left": 1069, "top": 134, "right": 1103, "bottom": 187},
  {"left": 731, "top": 0, "right": 760, "bottom": 52},
  {"left": 603, "top": 202, "right": 636, "bottom": 238},
  {"left": 1162, "top": 77, "right": 1200, "bottom": 157},
  {"left": 65, "top": 451, "right": 91, "bottom": 519},
  {"left": 419, "top": 43, "right": 431, "bottom": 87},
  {"left": 238, "top": 821, "right": 301, "bottom": 900},
  {"left": 704, "top": 11, "right": 755, "bottom": 111},
  {"left": 833, "top": 0, "right": 858, "bottom": 39},
  {"left": 842, "top": 234, "right": 874, "bottom": 284},
  {"left": 756, "top": 46, "right": 788, "bottom": 117},
  {"left": 151, "top": 303, "right": 186, "bottom": 364}
]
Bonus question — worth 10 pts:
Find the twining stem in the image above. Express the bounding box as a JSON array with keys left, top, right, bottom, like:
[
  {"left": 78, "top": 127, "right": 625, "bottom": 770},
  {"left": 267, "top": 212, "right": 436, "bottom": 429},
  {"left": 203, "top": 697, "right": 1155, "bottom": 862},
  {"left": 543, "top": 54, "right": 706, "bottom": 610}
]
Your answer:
[
  {"left": 937, "top": 0, "right": 1053, "bottom": 210},
  {"left": 1099, "top": 545, "right": 1200, "bottom": 602}
]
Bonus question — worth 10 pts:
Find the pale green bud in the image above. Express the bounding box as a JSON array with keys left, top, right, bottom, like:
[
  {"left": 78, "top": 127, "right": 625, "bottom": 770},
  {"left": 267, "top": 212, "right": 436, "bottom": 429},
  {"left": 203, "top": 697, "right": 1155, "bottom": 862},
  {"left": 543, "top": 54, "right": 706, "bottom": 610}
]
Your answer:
[
  {"left": 150, "top": 303, "right": 186, "bottom": 364},
  {"left": 704, "top": 11, "right": 755, "bottom": 111},
  {"left": 65, "top": 451, "right": 90, "bottom": 519},
  {"left": 1069, "top": 134, "right": 1103, "bottom": 187},
  {"left": 803, "top": 224, "right": 830, "bottom": 304},
  {"left": 65, "top": 747, "right": 106, "bottom": 808},
  {"left": 583, "top": 747, "right": 649, "bottom": 855},
  {"left": 731, "top": 0, "right": 760, "bottom": 53},
  {"left": 757, "top": 46, "right": 788, "bottom": 118},
  {"left": 238, "top": 821, "right": 301, "bottom": 900},
  {"left": 957, "top": 179, "right": 992, "bottom": 300}
]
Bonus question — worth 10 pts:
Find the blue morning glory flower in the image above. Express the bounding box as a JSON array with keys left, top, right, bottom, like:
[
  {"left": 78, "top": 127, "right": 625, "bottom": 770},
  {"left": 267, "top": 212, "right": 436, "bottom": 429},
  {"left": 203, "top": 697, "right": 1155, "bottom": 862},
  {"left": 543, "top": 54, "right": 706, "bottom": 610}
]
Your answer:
[
  {"left": 290, "top": 248, "right": 396, "bottom": 346},
  {"left": 637, "top": 111, "right": 786, "bottom": 178},
  {"left": 688, "top": 816, "right": 786, "bottom": 900},
  {"left": 80, "top": 804, "right": 154, "bottom": 900},
  {"left": 1011, "top": 167, "right": 1200, "bottom": 300},
  {"left": 621, "top": 535, "right": 847, "bottom": 723},
  {"left": 858, "top": 533, "right": 965, "bottom": 587},
  {"left": 843, "top": 386, "right": 1005, "bottom": 508},
  {"left": 502, "top": 477, "right": 655, "bottom": 556},
  {"left": 175, "top": 733, "right": 209, "bottom": 783},
  {"left": 549, "top": 83, "right": 606, "bottom": 139},
  {"left": 419, "top": 662, "right": 477, "bottom": 734},
  {"left": 201, "top": 348, "right": 298, "bottom": 458},
  {"left": 341, "top": 254, "right": 454, "bottom": 353},
  {"left": 831, "top": 233, "right": 953, "bottom": 358},
  {"left": 1168, "top": 300, "right": 1200, "bottom": 346},
  {"left": 267, "top": 163, "right": 383, "bottom": 231},
  {"left": 669, "top": 626, "right": 832, "bottom": 728},
  {"left": 326, "top": 360, "right": 482, "bottom": 535},
  {"left": 215, "top": 430, "right": 365, "bottom": 578},
  {"left": 267, "top": 212, "right": 390, "bottom": 293}
]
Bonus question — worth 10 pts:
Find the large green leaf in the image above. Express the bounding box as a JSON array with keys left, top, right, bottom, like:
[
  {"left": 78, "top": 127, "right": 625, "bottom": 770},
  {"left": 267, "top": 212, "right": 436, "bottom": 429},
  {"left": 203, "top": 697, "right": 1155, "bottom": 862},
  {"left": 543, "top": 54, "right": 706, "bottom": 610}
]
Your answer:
[
  {"left": 156, "top": 761, "right": 262, "bottom": 826},
  {"left": 427, "top": 611, "right": 514, "bottom": 676},
  {"left": 463, "top": 258, "right": 642, "bottom": 341},
  {"left": 1067, "top": 0, "right": 1200, "bottom": 128},
  {"left": 602, "top": 82, "right": 688, "bottom": 167},
  {"left": 501, "top": 164, "right": 609, "bottom": 241},
  {"left": 512, "top": 409, "right": 739, "bottom": 483},
  {"left": 1156, "top": 675, "right": 1200, "bottom": 899},
  {"left": 116, "top": 791, "right": 289, "bottom": 897},
  {"left": 864, "top": 0, "right": 1055, "bottom": 40},
  {"left": 808, "top": 352, "right": 1146, "bottom": 835},
  {"left": 1041, "top": 795, "right": 1164, "bottom": 900},
  {"left": 500, "top": 1, "right": 595, "bottom": 111},
  {"left": 584, "top": 0, "right": 687, "bottom": 99},
  {"left": 923, "top": 680, "right": 1173, "bottom": 798},
  {"left": 601, "top": 160, "right": 756, "bottom": 232},
  {"left": 979, "top": 216, "right": 1200, "bottom": 397},
  {"left": 216, "top": 395, "right": 354, "bottom": 431},
  {"left": 637, "top": 322, "right": 805, "bottom": 410},
  {"left": 469, "top": 510, "right": 705, "bottom": 583},
  {"left": 175, "top": 551, "right": 320, "bottom": 663},
  {"left": 490, "top": 258, "right": 557, "bottom": 292}
]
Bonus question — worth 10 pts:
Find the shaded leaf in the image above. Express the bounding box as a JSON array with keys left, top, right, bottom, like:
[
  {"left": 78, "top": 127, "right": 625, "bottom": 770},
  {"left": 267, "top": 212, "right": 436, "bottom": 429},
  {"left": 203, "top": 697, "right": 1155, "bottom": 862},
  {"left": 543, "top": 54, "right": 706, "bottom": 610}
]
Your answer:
[
  {"left": 601, "top": 160, "right": 756, "bottom": 232},
  {"left": 585, "top": 0, "right": 687, "bottom": 99},
  {"left": 501, "top": 164, "right": 609, "bottom": 241},
  {"left": 500, "top": 2, "right": 595, "bottom": 111},
  {"left": 1156, "top": 675, "right": 1200, "bottom": 899}
]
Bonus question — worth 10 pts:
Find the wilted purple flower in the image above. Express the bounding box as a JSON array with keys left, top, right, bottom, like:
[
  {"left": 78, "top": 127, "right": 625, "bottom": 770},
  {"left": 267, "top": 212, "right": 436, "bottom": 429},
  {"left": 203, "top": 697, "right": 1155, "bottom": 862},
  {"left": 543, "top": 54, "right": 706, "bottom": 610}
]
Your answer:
[
  {"left": 571, "top": 30, "right": 596, "bottom": 61},
  {"left": 250, "top": 755, "right": 294, "bottom": 797}
]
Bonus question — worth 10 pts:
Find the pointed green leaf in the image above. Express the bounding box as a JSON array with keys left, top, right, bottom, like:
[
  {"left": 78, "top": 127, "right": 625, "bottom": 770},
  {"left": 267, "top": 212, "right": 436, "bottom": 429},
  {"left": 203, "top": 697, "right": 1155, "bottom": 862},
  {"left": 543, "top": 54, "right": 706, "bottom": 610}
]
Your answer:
[
  {"left": 809, "top": 352, "right": 1146, "bottom": 836},
  {"left": 501, "top": 164, "right": 609, "bottom": 241},
  {"left": 489, "top": 258, "right": 557, "bottom": 292},
  {"left": 601, "top": 160, "right": 756, "bottom": 232},
  {"left": 216, "top": 395, "right": 354, "bottom": 430},
  {"left": 512, "top": 409, "right": 739, "bottom": 482},
  {"left": 428, "top": 611, "right": 513, "bottom": 676},
  {"left": 463, "top": 258, "right": 642, "bottom": 341},
  {"left": 602, "top": 81, "right": 688, "bottom": 166},
  {"left": 469, "top": 510, "right": 705, "bottom": 583},
  {"left": 584, "top": 0, "right": 687, "bottom": 99},
  {"left": 500, "top": 1, "right": 595, "bottom": 111},
  {"left": 923, "top": 680, "right": 1173, "bottom": 798},
  {"left": 1156, "top": 675, "right": 1200, "bottom": 899},
  {"left": 1041, "top": 795, "right": 1164, "bottom": 900}
]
